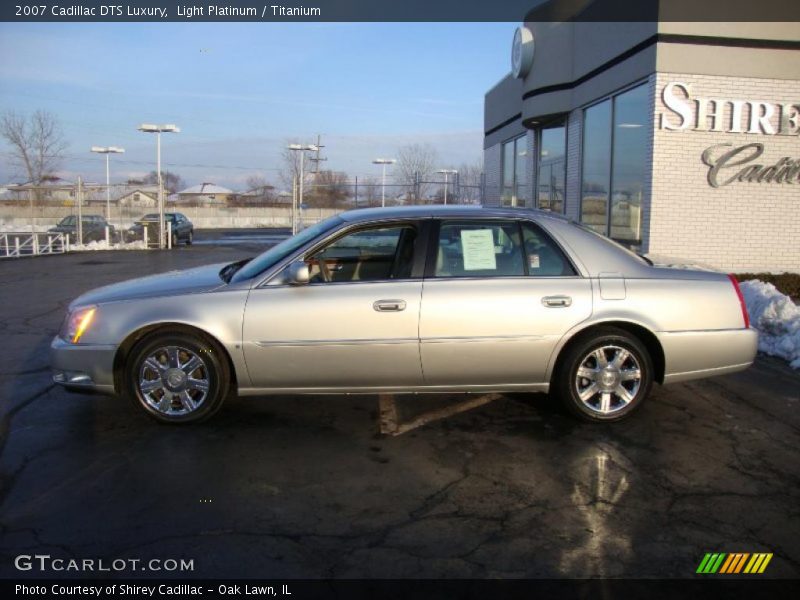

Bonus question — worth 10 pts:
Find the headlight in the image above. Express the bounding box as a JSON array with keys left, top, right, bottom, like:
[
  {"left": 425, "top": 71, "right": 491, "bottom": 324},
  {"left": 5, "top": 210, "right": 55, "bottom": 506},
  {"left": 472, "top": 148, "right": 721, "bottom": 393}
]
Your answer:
[{"left": 61, "top": 306, "right": 97, "bottom": 344}]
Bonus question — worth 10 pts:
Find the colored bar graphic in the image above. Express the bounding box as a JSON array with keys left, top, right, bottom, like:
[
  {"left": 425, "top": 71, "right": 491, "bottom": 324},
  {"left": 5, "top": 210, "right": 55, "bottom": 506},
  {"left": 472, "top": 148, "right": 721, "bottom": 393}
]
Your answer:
[
  {"left": 699, "top": 552, "right": 773, "bottom": 575},
  {"left": 744, "top": 554, "right": 760, "bottom": 573},
  {"left": 696, "top": 553, "right": 713, "bottom": 573},
  {"left": 758, "top": 553, "right": 773, "bottom": 573},
  {"left": 733, "top": 553, "right": 750, "bottom": 573},
  {"left": 720, "top": 553, "right": 735, "bottom": 574},
  {"left": 719, "top": 554, "right": 735, "bottom": 573}
]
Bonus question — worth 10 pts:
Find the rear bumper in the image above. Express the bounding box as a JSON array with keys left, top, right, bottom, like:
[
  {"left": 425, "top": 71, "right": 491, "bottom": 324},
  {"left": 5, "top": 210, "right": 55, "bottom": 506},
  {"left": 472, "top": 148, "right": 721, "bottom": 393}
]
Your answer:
[
  {"left": 658, "top": 328, "right": 758, "bottom": 384},
  {"left": 50, "top": 336, "right": 117, "bottom": 394}
]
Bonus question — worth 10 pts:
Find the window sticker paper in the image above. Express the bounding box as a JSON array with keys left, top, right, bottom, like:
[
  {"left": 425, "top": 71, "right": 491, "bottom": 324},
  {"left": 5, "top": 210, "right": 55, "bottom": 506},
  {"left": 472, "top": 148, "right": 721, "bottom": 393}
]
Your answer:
[{"left": 461, "top": 229, "right": 497, "bottom": 270}]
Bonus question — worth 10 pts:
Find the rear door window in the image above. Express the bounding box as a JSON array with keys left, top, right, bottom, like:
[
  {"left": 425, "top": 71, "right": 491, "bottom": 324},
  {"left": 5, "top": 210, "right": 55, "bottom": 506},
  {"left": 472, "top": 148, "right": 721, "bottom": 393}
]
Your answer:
[
  {"left": 433, "top": 220, "right": 524, "bottom": 278},
  {"left": 521, "top": 222, "right": 577, "bottom": 276}
]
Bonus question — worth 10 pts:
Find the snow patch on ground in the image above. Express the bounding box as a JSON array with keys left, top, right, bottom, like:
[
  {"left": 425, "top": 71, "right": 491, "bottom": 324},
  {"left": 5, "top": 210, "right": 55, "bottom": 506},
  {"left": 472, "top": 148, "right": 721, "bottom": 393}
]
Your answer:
[
  {"left": 0, "top": 224, "right": 52, "bottom": 232},
  {"left": 69, "top": 239, "right": 148, "bottom": 252},
  {"left": 740, "top": 280, "right": 800, "bottom": 369}
]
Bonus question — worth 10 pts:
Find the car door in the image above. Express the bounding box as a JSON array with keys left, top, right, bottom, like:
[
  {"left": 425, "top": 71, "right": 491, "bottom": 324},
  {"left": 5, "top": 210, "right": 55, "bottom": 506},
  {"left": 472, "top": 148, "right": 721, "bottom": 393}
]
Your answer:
[
  {"left": 242, "top": 220, "right": 427, "bottom": 390},
  {"left": 419, "top": 219, "right": 592, "bottom": 386},
  {"left": 178, "top": 214, "right": 190, "bottom": 237},
  {"left": 174, "top": 214, "right": 185, "bottom": 238}
]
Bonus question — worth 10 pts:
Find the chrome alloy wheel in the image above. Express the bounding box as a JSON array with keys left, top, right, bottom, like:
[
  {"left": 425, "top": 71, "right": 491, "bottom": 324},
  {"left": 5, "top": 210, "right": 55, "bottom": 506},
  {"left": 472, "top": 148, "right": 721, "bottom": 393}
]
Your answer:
[
  {"left": 574, "top": 345, "right": 642, "bottom": 415},
  {"left": 138, "top": 345, "right": 210, "bottom": 416}
]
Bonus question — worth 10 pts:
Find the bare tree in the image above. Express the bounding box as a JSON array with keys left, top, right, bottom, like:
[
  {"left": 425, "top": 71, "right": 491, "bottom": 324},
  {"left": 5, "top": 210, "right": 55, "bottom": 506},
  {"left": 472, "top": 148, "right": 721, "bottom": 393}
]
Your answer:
[
  {"left": 456, "top": 159, "right": 484, "bottom": 204},
  {"left": 359, "top": 175, "right": 382, "bottom": 207},
  {"left": 0, "top": 110, "right": 67, "bottom": 194},
  {"left": 241, "top": 175, "right": 276, "bottom": 205},
  {"left": 396, "top": 143, "right": 439, "bottom": 202},
  {"left": 279, "top": 139, "right": 303, "bottom": 191},
  {"left": 245, "top": 175, "right": 268, "bottom": 192},
  {"left": 309, "top": 170, "right": 349, "bottom": 208},
  {"left": 142, "top": 170, "right": 185, "bottom": 194}
]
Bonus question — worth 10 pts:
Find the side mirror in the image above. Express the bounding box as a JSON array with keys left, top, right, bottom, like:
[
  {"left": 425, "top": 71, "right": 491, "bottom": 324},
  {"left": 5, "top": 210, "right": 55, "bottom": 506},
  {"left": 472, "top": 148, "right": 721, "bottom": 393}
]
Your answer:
[{"left": 286, "top": 261, "right": 310, "bottom": 285}]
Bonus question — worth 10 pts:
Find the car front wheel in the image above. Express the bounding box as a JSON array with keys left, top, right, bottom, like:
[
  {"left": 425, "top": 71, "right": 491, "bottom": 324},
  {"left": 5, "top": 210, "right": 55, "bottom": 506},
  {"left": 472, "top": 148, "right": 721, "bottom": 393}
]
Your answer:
[
  {"left": 555, "top": 327, "right": 653, "bottom": 422},
  {"left": 186, "top": 230, "right": 193, "bottom": 245},
  {"left": 126, "top": 332, "right": 230, "bottom": 424}
]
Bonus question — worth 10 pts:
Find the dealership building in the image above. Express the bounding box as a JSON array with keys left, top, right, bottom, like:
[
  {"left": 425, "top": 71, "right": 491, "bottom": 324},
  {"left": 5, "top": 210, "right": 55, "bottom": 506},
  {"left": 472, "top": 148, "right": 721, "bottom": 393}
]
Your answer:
[{"left": 484, "top": 18, "right": 800, "bottom": 272}]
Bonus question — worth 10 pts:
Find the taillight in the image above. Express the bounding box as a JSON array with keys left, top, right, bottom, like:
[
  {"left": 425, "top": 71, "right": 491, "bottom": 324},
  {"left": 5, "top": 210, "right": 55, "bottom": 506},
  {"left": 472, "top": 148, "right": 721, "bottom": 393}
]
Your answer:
[{"left": 728, "top": 274, "right": 750, "bottom": 329}]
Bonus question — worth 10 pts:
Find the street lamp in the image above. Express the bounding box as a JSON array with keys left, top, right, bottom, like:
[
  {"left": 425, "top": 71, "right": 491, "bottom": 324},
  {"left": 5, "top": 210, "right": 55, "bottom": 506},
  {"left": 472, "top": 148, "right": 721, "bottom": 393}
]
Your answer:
[
  {"left": 287, "top": 144, "right": 318, "bottom": 235},
  {"left": 372, "top": 158, "right": 396, "bottom": 208},
  {"left": 437, "top": 169, "right": 458, "bottom": 205},
  {"left": 90, "top": 146, "right": 125, "bottom": 221},
  {"left": 137, "top": 123, "right": 180, "bottom": 248}
]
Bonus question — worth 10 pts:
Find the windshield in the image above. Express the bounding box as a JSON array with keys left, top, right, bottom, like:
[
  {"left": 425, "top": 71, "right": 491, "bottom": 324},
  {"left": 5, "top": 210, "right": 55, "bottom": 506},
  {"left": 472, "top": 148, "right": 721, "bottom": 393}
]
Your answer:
[
  {"left": 58, "top": 216, "right": 76, "bottom": 226},
  {"left": 141, "top": 213, "right": 175, "bottom": 222},
  {"left": 231, "top": 216, "right": 344, "bottom": 283}
]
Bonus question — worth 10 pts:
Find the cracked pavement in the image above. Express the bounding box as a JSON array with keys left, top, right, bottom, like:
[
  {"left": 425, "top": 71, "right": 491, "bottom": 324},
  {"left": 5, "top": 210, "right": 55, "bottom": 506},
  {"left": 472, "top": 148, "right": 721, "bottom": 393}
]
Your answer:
[{"left": 0, "top": 232, "right": 798, "bottom": 579}]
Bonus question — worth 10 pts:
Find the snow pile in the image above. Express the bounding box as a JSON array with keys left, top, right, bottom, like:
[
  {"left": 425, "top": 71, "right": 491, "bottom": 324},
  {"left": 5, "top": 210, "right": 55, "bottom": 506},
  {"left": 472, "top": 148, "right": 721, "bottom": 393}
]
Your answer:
[
  {"left": 0, "top": 223, "right": 53, "bottom": 233},
  {"left": 69, "top": 239, "right": 148, "bottom": 252},
  {"left": 740, "top": 280, "right": 800, "bottom": 369}
]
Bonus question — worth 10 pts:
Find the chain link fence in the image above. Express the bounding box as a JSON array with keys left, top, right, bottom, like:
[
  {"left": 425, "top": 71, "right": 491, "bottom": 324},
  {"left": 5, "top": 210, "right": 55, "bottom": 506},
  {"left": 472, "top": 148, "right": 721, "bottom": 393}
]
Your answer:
[{"left": 1, "top": 173, "right": 486, "bottom": 238}]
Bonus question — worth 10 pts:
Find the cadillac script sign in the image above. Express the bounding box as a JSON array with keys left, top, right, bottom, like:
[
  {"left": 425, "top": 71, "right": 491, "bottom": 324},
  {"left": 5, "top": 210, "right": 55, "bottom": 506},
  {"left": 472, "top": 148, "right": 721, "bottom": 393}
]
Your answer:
[{"left": 659, "top": 81, "right": 799, "bottom": 187}]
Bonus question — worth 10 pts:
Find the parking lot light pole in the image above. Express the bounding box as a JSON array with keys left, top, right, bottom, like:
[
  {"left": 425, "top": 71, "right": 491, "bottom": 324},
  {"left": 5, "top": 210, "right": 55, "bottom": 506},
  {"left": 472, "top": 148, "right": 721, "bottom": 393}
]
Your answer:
[
  {"left": 288, "top": 144, "right": 318, "bottom": 234},
  {"left": 90, "top": 146, "right": 125, "bottom": 222},
  {"left": 436, "top": 169, "right": 458, "bottom": 205},
  {"left": 138, "top": 124, "right": 180, "bottom": 248},
  {"left": 372, "top": 158, "right": 396, "bottom": 208}
]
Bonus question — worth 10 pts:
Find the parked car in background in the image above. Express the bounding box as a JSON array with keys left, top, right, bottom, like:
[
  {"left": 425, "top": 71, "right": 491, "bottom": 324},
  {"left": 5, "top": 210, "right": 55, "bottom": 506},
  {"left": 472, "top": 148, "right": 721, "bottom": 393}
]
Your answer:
[
  {"left": 51, "top": 205, "right": 757, "bottom": 425},
  {"left": 128, "top": 212, "right": 194, "bottom": 246},
  {"left": 49, "top": 215, "right": 115, "bottom": 243}
]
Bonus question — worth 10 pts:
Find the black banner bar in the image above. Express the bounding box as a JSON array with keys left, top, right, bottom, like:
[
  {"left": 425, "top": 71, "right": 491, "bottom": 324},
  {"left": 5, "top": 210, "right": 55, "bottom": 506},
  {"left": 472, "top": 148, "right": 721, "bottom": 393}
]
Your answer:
[
  {"left": 4, "top": 579, "right": 800, "bottom": 599},
  {"left": 1, "top": 0, "right": 798, "bottom": 23}
]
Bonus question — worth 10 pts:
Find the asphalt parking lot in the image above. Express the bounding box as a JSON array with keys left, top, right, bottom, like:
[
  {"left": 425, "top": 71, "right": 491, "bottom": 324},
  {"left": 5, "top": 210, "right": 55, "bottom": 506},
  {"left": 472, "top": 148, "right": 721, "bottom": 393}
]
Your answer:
[{"left": 0, "top": 231, "right": 798, "bottom": 579}]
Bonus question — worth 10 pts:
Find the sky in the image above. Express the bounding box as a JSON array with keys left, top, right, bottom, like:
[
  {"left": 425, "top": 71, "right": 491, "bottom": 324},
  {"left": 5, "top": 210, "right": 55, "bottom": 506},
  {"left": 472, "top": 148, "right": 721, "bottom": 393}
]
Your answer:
[{"left": 0, "top": 22, "right": 516, "bottom": 191}]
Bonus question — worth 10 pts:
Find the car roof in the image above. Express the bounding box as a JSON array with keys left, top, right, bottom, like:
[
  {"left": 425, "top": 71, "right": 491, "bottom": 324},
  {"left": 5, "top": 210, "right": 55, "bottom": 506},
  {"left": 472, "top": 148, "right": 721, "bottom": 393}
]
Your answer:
[{"left": 339, "top": 204, "right": 572, "bottom": 224}]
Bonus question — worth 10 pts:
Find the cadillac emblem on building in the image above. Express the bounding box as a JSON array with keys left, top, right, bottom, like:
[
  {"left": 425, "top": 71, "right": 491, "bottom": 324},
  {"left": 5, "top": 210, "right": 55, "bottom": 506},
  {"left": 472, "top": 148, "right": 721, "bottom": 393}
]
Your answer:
[{"left": 511, "top": 26, "right": 535, "bottom": 79}]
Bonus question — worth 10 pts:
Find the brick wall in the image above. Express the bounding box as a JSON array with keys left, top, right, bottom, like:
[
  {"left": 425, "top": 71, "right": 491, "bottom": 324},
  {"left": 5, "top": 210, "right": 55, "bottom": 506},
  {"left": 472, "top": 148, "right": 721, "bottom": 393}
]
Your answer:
[{"left": 650, "top": 73, "right": 800, "bottom": 273}]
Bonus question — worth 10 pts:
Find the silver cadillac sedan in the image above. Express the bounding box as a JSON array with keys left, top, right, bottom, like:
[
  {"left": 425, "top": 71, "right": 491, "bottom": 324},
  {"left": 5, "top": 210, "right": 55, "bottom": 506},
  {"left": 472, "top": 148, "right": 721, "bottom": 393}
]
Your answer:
[{"left": 51, "top": 206, "right": 757, "bottom": 424}]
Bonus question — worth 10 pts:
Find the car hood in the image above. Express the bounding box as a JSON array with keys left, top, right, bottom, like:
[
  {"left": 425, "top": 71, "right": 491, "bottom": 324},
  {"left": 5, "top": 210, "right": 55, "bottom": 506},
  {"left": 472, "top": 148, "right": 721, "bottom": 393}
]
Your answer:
[
  {"left": 50, "top": 225, "right": 76, "bottom": 233},
  {"left": 70, "top": 262, "right": 229, "bottom": 308}
]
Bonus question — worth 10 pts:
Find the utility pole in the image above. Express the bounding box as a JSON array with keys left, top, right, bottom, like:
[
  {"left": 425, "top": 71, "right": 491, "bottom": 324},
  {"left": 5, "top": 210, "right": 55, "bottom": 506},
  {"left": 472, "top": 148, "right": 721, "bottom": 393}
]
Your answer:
[{"left": 308, "top": 134, "right": 327, "bottom": 177}]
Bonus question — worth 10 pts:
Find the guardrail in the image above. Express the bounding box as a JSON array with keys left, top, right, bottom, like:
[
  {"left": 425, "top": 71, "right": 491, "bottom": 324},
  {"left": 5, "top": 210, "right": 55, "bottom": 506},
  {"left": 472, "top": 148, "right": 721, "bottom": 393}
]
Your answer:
[{"left": 1, "top": 232, "right": 69, "bottom": 258}]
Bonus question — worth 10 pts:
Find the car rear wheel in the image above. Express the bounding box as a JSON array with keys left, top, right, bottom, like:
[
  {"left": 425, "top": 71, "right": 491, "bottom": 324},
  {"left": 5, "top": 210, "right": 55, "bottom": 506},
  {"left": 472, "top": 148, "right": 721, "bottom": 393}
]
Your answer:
[
  {"left": 555, "top": 327, "right": 653, "bottom": 422},
  {"left": 126, "top": 332, "right": 230, "bottom": 424}
]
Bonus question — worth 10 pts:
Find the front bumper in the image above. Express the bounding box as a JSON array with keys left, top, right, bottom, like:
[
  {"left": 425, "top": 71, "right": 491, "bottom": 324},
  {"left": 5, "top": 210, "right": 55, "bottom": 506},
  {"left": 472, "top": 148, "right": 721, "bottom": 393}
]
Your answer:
[
  {"left": 659, "top": 327, "right": 759, "bottom": 384},
  {"left": 50, "top": 336, "right": 117, "bottom": 394}
]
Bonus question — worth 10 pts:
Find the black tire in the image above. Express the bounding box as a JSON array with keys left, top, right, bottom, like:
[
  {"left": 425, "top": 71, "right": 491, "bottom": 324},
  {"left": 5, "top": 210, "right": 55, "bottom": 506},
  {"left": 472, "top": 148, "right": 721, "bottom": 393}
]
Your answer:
[
  {"left": 125, "top": 332, "right": 231, "bottom": 424},
  {"left": 554, "top": 326, "right": 653, "bottom": 423},
  {"left": 186, "top": 230, "right": 193, "bottom": 245}
]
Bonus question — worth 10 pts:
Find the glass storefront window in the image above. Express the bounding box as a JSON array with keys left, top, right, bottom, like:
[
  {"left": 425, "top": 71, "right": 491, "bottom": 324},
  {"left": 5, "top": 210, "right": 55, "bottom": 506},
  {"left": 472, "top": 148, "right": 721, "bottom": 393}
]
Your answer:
[
  {"left": 537, "top": 123, "right": 566, "bottom": 213},
  {"left": 611, "top": 85, "right": 648, "bottom": 243},
  {"left": 580, "top": 100, "right": 612, "bottom": 234},
  {"left": 580, "top": 82, "right": 648, "bottom": 245},
  {"left": 501, "top": 135, "right": 529, "bottom": 207},
  {"left": 515, "top": 140, "right": 529, "bottom": 207},
  {"left": 502, "top": 141, "right": 515, "bottom": 205}
]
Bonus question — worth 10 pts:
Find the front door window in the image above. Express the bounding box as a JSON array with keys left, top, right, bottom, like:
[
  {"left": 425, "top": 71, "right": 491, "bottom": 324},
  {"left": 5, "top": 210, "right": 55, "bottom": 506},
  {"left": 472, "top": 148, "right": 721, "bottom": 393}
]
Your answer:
[{"left": 306, "top": 224, "right": 418, "bottom": 283}]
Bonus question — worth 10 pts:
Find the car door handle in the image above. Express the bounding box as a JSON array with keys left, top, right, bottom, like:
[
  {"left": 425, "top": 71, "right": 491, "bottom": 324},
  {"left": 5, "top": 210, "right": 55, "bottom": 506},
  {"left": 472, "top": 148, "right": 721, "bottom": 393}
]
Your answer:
[
  {"left": 542, "top": 295, "right": 572, "bottom": 308},
  {"left": 373, "top": 299, "right": 407, "bottom": 312}
]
